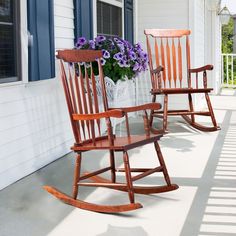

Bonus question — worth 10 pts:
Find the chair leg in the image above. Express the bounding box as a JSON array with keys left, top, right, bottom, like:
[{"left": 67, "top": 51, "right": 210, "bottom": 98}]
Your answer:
[
  {"left": 188, "top": 93, "right": 195, "bottom": 123},
  {"left": 110, "top": 150, "right": 116, "bottom": 183},
  {"left": 163, "top": 94, "right": 168, "bottom": 132},
  {"left": 205, "top": 93, "right": 217, "bottom": 127},
  {"left": 149, "top": 94, "right": 156, "bottom": 128},
  {"left": 123, "top": 151, "right": 135, "bottom": 203},
  {"left": 72, "top": 153, "right": 82, "bottom": 199},
  {"left": 154, "top": 141, "right": 171, "bottom": 186}
]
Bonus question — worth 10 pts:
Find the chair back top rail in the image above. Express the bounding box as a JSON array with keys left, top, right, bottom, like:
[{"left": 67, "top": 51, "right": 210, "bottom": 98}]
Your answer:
[
  {"left": 57, "top": 49, "right": 114, "bottom": 145},
  {"left": 144, "top": 29, "right": 191, "bottom": 38}
]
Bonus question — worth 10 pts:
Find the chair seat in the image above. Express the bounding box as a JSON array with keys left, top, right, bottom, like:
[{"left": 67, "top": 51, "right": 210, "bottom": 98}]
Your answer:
[
  {"left": 72, "top": 134, "right": 163, "bottom": 151},
  {"left": 151, "top": 87, "right": 213, "bottom": 95}
]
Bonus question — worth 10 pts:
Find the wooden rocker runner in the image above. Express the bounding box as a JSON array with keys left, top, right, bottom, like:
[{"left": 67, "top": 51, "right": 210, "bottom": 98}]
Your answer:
[
  {"left": 144, "top": 29, "right": 220, "bottom": 133},
  {"left": 44, "top": 49, "right": 178, "bottom": 213}
]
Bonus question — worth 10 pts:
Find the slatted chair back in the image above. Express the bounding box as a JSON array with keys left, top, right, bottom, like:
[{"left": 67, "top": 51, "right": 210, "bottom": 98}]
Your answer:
[
  {"left": 144, "top": 29, "right": 191, "bottom": 89},
  {"left": 57, "top": 49, "right": 115, "bottom": 145}
]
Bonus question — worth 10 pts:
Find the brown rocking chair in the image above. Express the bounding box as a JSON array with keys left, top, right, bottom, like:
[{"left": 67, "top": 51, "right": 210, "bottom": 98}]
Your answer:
[
  {"left": 144, "top": 29, "right": 220, "bottom": 133},
  {"left": 44, "top": 49, "right": 178, "bottom": 213}
]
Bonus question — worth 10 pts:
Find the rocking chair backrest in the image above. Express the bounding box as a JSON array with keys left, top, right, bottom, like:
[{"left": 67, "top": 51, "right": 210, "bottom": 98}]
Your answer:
[
  {"left": 144, "top": 29, "right": 191, "bottom": 89},
  {"left": 57, "top": 49, "right": 112, "bottom": 145}
]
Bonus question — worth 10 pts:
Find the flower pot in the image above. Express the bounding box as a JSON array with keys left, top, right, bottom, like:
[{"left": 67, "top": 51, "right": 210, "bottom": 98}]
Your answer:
[{"left": 95, "top": 76, "right": 136, "bottom": 132}]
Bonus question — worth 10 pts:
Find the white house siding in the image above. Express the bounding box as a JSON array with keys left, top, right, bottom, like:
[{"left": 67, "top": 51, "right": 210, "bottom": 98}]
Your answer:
[
  {"left": 191, "top": 0, "right": 205, "bottom": 69},
  {"left": 135, "top": 0, "right": 220, "bottom": 109},
  {"left": 190, "top": 0, "right": 206, "bottom": 108},
  {"left": 0, "top": 0, "right": 74, "bottom": 190},
  {"left": 136, "top": 0, "right": 193, "bottom": 109}
]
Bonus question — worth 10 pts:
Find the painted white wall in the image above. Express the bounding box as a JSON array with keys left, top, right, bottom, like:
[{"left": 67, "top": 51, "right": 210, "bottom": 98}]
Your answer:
[
  {"left": 0, "top": 0, "right": 74, "bottom": 190},
  {"left": 135, "top": 0, "right": 221, "bottom": 109},
  {"left": 136, "top": 0, "right": 192, "bottom": 109}
]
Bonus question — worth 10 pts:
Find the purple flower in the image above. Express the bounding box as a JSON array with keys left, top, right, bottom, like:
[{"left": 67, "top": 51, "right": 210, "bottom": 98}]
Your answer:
[
  {"left": 114, "top": 37, "right": 121, "bottom": 43},
  {"left": 76, "top": 37, "right": 87, "bottom": 48},
  {"left": 96, "top": 41, "right": 103, "bottom": 47},
  {"left": 143, "top": 53, "right": 148, "bottom": 59},
  {"left": 118, "top": 59, "right": 125, "bottom": 67},
  {"left": 128, "top": 51, "right": 136, "bottom": 60},
  {"left": 95, "top": 35, "right": 106, "bottom": 43},
  {"left": 89, "top": 40, "right": 95, "bottom": 49},
  {"left": 102, "top": 49, "right": 110, "bottom": 59},
  {"left": 117, "top": 43, "right": 125, "bottom": 52},
  {"left": 135, "top": 43, "right": 142, "bottom": 49},
  {"left": 133, "top": 62, "right": 140, "bottom": 71},
  {"left": 74, "top": 35, "right": 148, "bottom": 81},
  {"left": 100, "top": 58, "right": 106, "bottom": 66},
  {"left": 68, "top": 62, "right": 73, "bottom": 67},
  {"left": 124, "top": 61, "right": 130, "bottom": 68},
  {"left": 113, "top": 52, "right": 123, "bottom": 60}
]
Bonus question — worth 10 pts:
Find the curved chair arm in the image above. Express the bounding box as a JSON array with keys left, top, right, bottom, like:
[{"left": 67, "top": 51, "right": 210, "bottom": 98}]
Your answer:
[
  {"left": 73, "top": 109, "right": 125, "bottom": 121},
  {"left": 189, "top": 64, "right": 214, "bottom": 89},
  {"left": 189, "top": 64, "right": 213, "bottom": 73}
]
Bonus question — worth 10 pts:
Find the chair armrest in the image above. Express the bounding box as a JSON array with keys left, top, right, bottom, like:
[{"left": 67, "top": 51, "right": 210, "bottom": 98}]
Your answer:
[
  {"left": 189, "top": 65, "right": 213, "bottom": 73},
  {"left": 150, "top": 66, "right": 164, "bottom": 75},
  {"left": 72, "top": 109, "right": 125, "bottom": 121},
  {"left": 109, "top": 103, "right": 162, "bottom": 113}
]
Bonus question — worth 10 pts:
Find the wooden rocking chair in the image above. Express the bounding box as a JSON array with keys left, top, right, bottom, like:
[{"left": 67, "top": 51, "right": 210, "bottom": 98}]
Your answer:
[
  {"left": 44, "top": 49, "right": 178, "bottom": 213},
  {"left": 144, "top": 29, "right": 220, "bottom": 133}
]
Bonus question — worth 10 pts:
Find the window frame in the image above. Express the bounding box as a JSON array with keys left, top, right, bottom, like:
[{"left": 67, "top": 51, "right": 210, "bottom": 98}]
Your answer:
[
  {"left": 0, "top": 0, "right": 28, "bottom": 87},
  {"left": 0, "top": 0, "right": 20, "bottom": 84},
  {"left": 93, "top": 0, "right": 124, "bottom": 39}
]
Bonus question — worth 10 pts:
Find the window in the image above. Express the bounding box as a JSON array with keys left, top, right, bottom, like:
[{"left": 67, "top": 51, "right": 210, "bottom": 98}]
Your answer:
[
  {"left": 97, "top": 0, "right": 122, "bottom": 37},
  {"left": 0, "top": 0, "right": 19, "bottom": 83}
]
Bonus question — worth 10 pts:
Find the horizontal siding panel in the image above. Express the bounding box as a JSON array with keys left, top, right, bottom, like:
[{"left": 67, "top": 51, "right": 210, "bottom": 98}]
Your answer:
[
  {"left": 0, "top": 101, "right": 66, "bottom": 132},
  {"left": 0, "top": 97, "right": 65, "bottom": 119},
  {"left": 55, "top": 38, "right": 75, "bottom": 49},
  {"left": 0, "top": 105, "right": 70, "bottom": 146},
  {"left": 0, "top": 79, "right": 61, "bottom": 104},
  {"left": 55, "top": 0, "right": 73, "bottom": 9},
  {"left": 54, "top": 5, "right": 74, "bottom": 18},
  {"left": 55, "top": 27, "right": 74, "bottom": 39},
  {"left": 54, "top": 16, "right": 74, "bottom": 28},
  {"left": 0, "top": 87, "right": 66, "bottom": 119},
  {"left": 0, "top": 129, "right": 72, "bottom": 174},
  {"left": 0, "top": 122, "right": 71, "bottom": 163},
  {"left": 0, "top": 139, "right": 72, "bottom": 190}
]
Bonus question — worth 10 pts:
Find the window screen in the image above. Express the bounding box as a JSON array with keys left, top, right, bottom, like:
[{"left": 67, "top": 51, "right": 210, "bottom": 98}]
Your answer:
[
  {"left": 0, "top": 0, "right": 17, "bottom": 82},
  {"left": 97, "top": 1, "right": 122, "bottom": 37}
]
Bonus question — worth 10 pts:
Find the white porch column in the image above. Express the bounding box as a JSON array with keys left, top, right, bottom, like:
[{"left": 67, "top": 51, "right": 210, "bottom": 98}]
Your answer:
[{"left": 205, "top": 0, "right": 222, "bottom": 94}]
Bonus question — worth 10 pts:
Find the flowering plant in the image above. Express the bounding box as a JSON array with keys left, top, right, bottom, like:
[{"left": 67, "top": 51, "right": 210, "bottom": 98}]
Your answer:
[{"left": 75, "top": 36, "right": 148, "bottom": 83}]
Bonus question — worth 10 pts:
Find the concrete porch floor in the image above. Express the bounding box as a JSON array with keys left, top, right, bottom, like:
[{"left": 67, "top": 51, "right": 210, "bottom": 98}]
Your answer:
[{"left": 0, "top": 89, "right": 236, "bottom": 236}]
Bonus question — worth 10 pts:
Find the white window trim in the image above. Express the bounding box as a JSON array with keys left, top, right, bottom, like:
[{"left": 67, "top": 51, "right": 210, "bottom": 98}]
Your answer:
[
  {"left": 99, "top": 0, "right": 122, "bottom": 8},
  {"left": 0, "top": 0, "right": 28, "bottom": 87},
  {"left": 20, "top": 0, "right": 28, "bottom": 84},
  {"left": 93, "top": 0, "right": 124, "bottom": 39}
]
